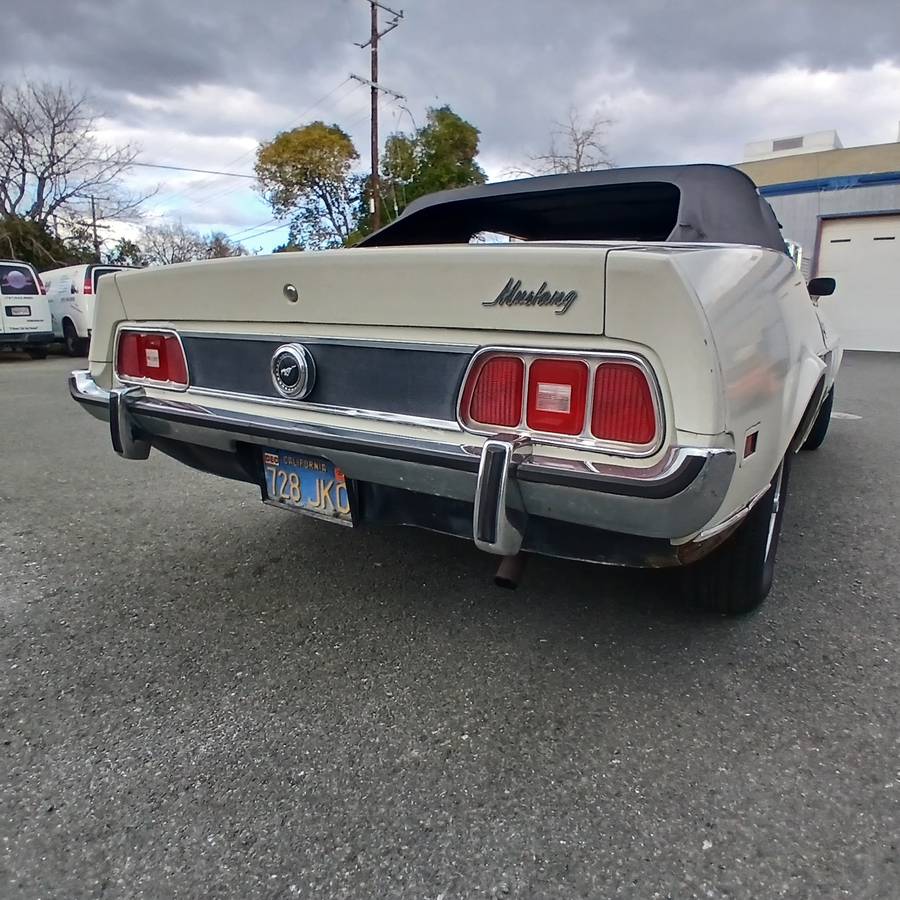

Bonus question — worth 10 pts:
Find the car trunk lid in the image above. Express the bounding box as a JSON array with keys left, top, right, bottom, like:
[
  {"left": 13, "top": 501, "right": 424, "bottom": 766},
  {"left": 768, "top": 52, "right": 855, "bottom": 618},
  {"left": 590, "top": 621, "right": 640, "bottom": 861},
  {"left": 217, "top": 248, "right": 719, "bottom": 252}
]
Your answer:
[{"left": 112, "top": 244, "right": 608, "bottom": 336}]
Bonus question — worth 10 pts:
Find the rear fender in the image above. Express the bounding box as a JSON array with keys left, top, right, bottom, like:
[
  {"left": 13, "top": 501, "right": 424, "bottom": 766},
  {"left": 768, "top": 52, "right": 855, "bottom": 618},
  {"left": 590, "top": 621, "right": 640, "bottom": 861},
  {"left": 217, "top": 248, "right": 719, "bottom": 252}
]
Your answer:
[
  {"left": 787, "top": 361, "right": 827, "bottom": 454},
  {"left": 87, "top": 275, "right": 129, "bottom": 389}
]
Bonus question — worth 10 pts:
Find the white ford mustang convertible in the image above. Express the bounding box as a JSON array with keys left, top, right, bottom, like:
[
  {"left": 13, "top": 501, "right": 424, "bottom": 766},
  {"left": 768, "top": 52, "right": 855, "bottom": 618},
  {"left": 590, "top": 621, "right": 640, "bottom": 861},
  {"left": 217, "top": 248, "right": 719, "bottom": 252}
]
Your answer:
[{"left": 70, "top": 165, "right": 840, "bottom": 614}]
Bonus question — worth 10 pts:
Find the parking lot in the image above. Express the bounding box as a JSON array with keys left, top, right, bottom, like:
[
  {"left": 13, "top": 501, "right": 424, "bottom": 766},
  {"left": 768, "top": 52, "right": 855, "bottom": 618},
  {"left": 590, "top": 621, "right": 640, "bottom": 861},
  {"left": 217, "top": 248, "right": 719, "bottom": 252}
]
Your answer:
[{"left": 1, "top": 350, "right": 897, "bottom": 898}]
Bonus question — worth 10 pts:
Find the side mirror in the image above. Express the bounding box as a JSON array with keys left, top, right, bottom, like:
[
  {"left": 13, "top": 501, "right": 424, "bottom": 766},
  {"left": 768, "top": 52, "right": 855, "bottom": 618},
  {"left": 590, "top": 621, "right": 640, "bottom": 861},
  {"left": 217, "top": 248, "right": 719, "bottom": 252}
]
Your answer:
[
  {"left": 808, "top": 277, "right": 836, "bottom": 297},
  {"left": 70, "top": 283, "right": 78, "bottom": 294}
]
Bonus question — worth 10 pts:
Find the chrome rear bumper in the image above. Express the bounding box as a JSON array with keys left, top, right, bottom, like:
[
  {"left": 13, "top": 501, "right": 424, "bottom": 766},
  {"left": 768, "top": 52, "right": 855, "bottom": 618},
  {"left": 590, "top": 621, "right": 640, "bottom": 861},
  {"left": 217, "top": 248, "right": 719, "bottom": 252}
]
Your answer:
[{"left": 70, "top": 369, "right": 735, "bottom": 559}]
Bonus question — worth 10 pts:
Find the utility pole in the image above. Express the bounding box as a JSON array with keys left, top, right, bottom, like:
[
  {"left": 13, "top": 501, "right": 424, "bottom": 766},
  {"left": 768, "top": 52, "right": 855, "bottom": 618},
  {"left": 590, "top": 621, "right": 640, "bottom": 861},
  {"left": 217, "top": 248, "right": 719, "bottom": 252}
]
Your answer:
[
  {"left": 353, "top": 1, "right": 404, "bottom": 231},
  {"left": 90, "top": 195, "right": 101, "bottom": 261},
  {"left": 370, "top": 1, "right": 379, "bottom": 230}
]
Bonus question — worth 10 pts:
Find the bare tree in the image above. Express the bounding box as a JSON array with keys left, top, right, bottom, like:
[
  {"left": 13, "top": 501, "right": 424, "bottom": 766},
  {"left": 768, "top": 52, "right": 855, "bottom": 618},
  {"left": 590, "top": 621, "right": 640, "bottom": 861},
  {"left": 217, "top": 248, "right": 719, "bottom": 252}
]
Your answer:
[
  {"left": 508, "top": 107, "right": 614, "bottom": 178},
  {"left": 0, "top": 80, "right": 152, "bottom": 229},
  {"left": 206, "top": 231, "right": 248, "bottom": 259},
  {"left": 139, "top": 222, "right": 248, "bottom": 266},
  {"left": 140, "top": 222, "right": 210, "bottom": 266}
]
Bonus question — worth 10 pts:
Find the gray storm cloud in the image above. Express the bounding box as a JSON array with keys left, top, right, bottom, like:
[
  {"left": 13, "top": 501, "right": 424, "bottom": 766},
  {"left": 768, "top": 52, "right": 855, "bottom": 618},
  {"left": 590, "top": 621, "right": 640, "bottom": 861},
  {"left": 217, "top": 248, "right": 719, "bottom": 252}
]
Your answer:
[{"left": 4, "top": 0, "right": 898, "bottom": 234}]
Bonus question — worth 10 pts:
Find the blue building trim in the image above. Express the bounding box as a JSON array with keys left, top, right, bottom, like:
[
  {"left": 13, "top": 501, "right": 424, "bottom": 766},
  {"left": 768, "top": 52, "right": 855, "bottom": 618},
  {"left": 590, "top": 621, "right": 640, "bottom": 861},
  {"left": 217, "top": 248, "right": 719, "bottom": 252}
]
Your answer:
[{"left": 759, "top": 170, "right": 900, "bottom": 197}]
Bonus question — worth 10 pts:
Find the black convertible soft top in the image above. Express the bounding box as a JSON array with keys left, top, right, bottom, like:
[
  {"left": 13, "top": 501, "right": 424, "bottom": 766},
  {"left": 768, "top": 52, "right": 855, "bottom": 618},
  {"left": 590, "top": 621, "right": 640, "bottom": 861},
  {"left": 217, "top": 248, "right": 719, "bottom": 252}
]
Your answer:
[{"left": 360, "top": 163, "right": 785, "bottom": 252}]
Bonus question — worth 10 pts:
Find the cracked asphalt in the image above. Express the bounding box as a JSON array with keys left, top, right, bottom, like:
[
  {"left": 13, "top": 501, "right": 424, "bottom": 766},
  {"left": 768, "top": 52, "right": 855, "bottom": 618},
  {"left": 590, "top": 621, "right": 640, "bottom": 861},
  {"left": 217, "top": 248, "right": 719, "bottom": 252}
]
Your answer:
[{"left": 1, "top": 351, "right": 898, "bottom": 899}]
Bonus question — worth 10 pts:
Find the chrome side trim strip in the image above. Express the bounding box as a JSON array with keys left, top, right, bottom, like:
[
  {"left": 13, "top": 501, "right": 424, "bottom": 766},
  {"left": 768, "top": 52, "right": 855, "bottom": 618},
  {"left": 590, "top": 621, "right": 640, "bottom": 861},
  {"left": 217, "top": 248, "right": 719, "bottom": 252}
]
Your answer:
[
  {"left": 187, "top": 385, "right": 462, "bottom": 433},
  {"left": 518, "top": 446, "right": 720, "bottom": 498},
  {"left": 177, "top": 330, "right": 478, "bottom": 355}
]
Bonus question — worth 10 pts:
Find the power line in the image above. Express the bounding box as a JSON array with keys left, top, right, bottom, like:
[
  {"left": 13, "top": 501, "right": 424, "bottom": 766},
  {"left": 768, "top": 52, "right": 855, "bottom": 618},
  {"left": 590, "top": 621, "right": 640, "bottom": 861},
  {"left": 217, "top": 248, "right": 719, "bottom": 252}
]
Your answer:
[
  {"left": 173, "top": 80, "right": 367, "bottom": 210},
  {"left": 232, "top": 222, "right": 289, "bottom": 243},
  {"left": 125, "top": 160, "right": 256, "bottom": 179},
  {"left": 152, "top": 78, "right": 364, "bottom": 211},
  {"left": 226, "top": 217, "right": 279, "bottom": 239},
  {"left": 217, "top": 76, "right": 355, "bottom": 172}
]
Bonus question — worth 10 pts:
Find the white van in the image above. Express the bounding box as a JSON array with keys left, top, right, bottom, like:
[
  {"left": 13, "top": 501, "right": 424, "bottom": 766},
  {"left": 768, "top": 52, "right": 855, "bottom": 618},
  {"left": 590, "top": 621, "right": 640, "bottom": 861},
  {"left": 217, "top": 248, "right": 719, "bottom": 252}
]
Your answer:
[
  {"left": 0, "top": 260, "right": 53, "bottom": 359},
  {"left": 41, "top": 263, "right": 137, "bottom": 356}
]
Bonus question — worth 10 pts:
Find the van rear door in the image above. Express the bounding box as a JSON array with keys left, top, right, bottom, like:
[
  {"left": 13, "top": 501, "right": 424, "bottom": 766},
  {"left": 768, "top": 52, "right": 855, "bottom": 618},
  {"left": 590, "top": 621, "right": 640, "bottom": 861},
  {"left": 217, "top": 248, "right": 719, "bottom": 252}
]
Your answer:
[{"left": 0, "top": 263, "right": 51, "bottom": 335}]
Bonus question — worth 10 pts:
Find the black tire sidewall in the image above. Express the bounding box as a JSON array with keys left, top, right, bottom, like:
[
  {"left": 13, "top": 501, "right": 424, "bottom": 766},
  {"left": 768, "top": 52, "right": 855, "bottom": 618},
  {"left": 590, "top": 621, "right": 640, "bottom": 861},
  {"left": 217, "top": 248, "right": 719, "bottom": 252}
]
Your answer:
[
  {"left": 63, "top": 320, "right": 80, "bottom": 357},
  {"left": 681, "top": 453, "right": 792, "bottom": 615},
  {"left": 800, "top": 386, "right": 834, "bottom": 451}
]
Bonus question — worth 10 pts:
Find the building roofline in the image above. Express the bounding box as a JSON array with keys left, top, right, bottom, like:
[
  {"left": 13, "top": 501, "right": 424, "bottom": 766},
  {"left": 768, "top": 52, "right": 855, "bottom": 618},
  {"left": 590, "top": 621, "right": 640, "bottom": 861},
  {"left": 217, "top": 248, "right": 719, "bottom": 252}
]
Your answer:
[{"left": 737, "top": 140, "right": 900, "bottom": 187}]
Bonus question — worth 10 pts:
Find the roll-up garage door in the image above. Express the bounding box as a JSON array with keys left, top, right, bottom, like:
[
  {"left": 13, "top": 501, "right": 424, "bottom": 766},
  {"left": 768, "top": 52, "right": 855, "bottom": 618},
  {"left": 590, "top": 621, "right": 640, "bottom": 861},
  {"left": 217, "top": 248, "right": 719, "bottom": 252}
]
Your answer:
[{"left": 817, "top": 214, "right": 900, "bottom": 351}]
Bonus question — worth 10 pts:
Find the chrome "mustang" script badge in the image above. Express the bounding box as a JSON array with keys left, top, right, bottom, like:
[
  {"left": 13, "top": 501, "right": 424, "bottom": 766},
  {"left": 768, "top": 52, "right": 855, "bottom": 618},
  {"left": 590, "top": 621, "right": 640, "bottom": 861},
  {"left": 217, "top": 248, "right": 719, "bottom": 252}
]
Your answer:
[{"left": 482, "top": 278, "right": 578, "bottom": 315}]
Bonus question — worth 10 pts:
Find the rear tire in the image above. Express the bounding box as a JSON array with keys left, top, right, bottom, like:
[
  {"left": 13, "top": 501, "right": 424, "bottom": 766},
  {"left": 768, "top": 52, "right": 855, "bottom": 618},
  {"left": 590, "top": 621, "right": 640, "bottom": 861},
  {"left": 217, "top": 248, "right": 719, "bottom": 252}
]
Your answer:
[
  {"left": 26, "top": 346, "right": 48, "bottom": 360},
  {"left": 680, "top": 455, "right": 791, "bottom": 615},
  {"left": 800, "top": 386, "right": 834, "bottom": 451},
  {"left": 63, "top": 320, "right": 88, "bottom": 357}
]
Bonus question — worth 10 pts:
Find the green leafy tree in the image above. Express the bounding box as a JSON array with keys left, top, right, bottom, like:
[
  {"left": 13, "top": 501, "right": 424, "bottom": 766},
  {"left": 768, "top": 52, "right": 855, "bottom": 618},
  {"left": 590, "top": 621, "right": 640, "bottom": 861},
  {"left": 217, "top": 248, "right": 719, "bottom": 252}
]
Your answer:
[
  {"left": 363, "top": 105, "right": 486, "bottom": 234},
  {"left": 105, "top": 237, "right": 147, "bottom": 267},
  {"left": 255, "top": 122, "right": 361, "bottom": 249},
  {"left": 0, "top": 215, "right": 93, "bottom": 268},
  {"left": 412, "top": 106, "right": 486, "bottom": 196}
]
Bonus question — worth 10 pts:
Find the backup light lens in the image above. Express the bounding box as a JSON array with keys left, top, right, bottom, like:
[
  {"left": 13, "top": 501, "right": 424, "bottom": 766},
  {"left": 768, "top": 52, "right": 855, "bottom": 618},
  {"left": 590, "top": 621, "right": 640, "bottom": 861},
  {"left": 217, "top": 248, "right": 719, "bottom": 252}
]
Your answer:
[
  {"left": 116, "top": 331, "right": 188, "bottom": 387},
  {"left": 526, "top": 358, "right": 589, "bottom": 434},
  {"left": 467, "top": 355, "right": 524, "bottom": 427},
  {"left": 591, "top": 363, "right": 656, "bottom": 444}
]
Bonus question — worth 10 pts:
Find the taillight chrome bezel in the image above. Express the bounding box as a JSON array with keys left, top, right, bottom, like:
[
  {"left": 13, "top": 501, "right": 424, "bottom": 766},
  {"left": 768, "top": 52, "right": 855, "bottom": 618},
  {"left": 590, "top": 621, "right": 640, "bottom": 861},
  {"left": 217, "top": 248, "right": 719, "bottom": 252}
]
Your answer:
[
  {"left": 457, "top": 347, "right": 665, "bottom": 458},
  {"left": 114, "top": 325, "right": 190, "bottom": 392}
]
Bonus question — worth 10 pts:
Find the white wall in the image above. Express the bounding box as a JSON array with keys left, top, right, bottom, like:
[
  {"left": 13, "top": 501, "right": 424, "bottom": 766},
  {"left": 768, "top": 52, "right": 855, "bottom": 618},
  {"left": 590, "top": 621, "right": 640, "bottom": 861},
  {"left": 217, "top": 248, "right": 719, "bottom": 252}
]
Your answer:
[{"left": 744, "top": 130, "right": 843, "bottom": 162}]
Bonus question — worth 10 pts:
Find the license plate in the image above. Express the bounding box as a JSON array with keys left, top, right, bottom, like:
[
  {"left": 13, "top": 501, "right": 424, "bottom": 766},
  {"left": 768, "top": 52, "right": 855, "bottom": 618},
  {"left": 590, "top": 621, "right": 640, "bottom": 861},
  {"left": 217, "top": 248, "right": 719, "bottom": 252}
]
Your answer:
[{"left": 262, "top": 449, "right": 353, "bottom": 526}]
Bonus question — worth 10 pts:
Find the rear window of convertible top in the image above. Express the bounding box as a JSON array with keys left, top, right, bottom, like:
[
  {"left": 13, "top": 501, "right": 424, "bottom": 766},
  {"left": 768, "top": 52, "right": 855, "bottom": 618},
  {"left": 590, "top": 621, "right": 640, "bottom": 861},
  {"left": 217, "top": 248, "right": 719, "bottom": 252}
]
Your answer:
[{"left": 370, "top": 181, "right": 682, "bottom": 245}]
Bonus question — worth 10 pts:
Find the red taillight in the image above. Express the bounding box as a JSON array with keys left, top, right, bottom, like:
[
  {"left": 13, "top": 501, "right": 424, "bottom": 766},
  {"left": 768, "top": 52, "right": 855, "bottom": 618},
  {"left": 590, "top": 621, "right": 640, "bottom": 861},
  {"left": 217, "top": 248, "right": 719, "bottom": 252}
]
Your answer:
[
  {"left": 461, "top": 351, "right": 660, "bottom": 451},
  {"left": 467, "top": 356, "right": 524, "bottom": 427},
  {"left": 591, "top": 363, "right": 656, "bottom": 445},
  {"left": 526, "top": 358, "right": 589, "bottom": 435},
  {"left": 37, "top": 276, "right": 46, "bottom": 295},
  {"left": 83, "top": 272, "right": 93, "bottom": 295},
  {"left": 116, "top": 331, "right": 188, "bottom": 387}
]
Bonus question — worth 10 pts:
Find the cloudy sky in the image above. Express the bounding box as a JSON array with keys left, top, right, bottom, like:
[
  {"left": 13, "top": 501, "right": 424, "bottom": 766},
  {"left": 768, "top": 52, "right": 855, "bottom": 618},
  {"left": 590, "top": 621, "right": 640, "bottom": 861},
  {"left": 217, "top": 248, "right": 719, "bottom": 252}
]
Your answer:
[{"left": 4, "top": 0, "right": 899, "bottom": 250}]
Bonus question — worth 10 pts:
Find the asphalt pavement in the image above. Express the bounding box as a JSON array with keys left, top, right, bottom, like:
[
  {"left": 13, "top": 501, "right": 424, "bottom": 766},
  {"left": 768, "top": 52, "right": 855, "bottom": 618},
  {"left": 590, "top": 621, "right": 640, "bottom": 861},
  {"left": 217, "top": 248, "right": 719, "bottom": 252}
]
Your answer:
[{"left": 1, "top": 351, "right": 898, "bottom": 899}]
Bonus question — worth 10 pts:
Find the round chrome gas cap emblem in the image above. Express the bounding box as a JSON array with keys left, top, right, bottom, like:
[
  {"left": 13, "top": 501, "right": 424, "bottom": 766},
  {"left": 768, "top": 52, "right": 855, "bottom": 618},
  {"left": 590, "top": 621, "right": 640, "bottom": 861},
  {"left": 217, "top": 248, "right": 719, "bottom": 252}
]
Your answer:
[{"left": 271, "top": 343, "right": 316, "bottom": 399}]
